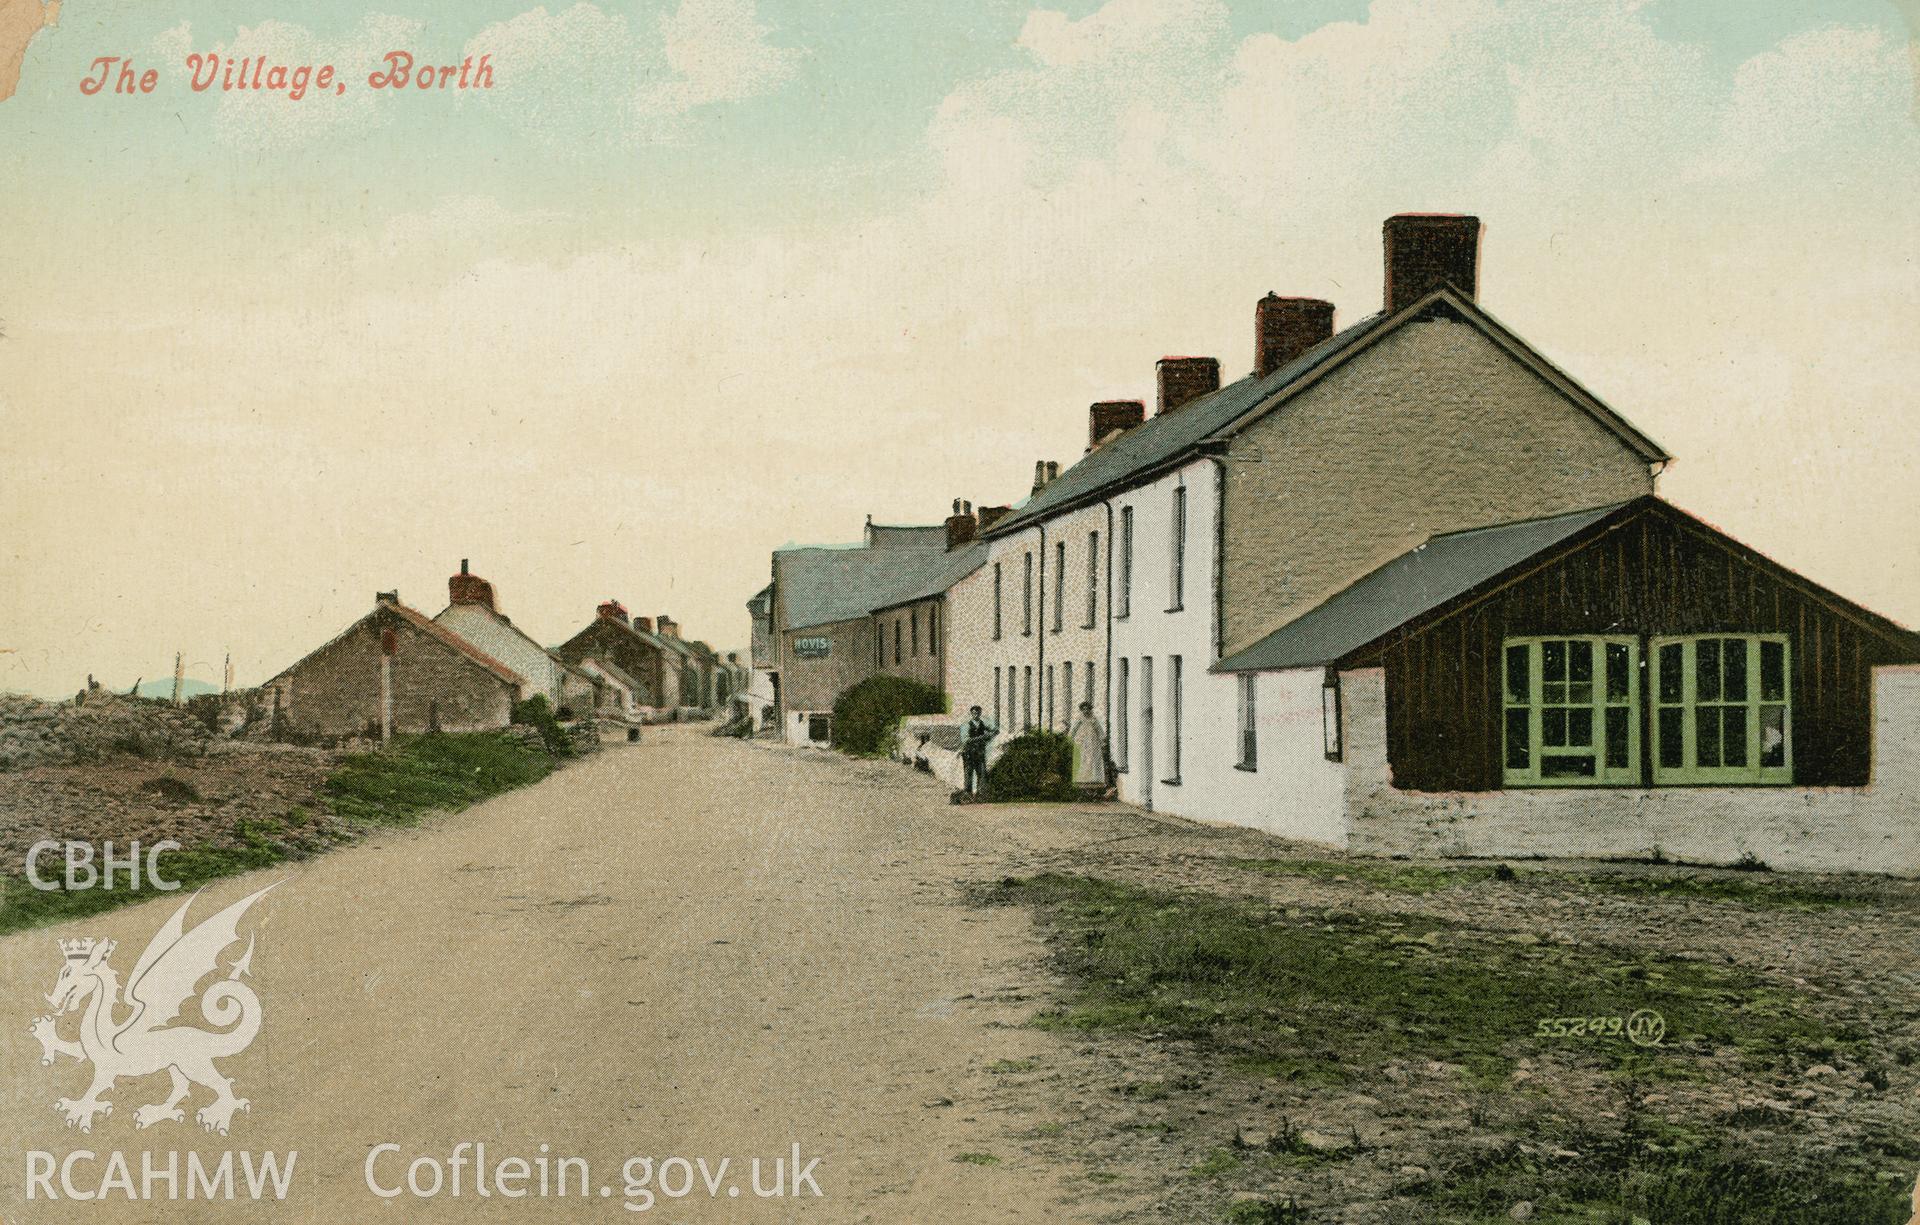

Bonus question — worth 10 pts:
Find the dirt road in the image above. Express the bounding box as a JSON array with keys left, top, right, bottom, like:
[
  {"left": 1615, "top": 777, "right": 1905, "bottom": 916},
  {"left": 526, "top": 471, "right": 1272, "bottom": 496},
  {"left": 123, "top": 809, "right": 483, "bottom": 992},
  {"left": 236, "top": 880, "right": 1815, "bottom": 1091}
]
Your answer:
[{"left": 0, "top": 728, "right": 1145, "bottom": 1223}]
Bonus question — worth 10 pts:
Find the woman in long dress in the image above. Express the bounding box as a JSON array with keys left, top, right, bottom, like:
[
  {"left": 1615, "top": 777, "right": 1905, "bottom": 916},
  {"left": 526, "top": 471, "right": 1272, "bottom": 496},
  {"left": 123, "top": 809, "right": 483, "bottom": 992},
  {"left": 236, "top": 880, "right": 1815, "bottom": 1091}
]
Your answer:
[{"left": 1068, "top": 702, "right": 1108, "bottom": 798}]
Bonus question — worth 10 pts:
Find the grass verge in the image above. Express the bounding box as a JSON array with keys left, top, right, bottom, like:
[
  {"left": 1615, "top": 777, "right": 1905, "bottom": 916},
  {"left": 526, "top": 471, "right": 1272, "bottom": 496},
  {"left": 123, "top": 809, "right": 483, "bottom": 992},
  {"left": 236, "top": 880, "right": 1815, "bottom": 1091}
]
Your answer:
[
  {"left": 983, "top": 873, "right": 1908, "bottom": 1224},
  {"left": 0, "top": 733, "right": 554, "bottom": 936},
  {"left": 1233, "top": 857, "right": 1912, "bottom": 911}
]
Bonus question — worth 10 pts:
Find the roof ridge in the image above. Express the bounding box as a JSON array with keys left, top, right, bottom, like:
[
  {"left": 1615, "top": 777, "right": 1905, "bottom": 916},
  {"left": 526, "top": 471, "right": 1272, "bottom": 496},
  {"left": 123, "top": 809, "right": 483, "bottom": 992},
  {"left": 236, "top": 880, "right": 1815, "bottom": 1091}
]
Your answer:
[{"left": 1426, "top": 499, "right": 1642, "bottom": 543}]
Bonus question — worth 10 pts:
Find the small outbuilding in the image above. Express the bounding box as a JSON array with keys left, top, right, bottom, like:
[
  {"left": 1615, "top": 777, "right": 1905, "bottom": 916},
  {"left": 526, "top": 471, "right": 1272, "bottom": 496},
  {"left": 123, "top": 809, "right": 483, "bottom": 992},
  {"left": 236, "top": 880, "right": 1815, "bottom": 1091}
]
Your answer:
[{"left": 1215, "top": 497, "right": 1920, "bottom": 874}]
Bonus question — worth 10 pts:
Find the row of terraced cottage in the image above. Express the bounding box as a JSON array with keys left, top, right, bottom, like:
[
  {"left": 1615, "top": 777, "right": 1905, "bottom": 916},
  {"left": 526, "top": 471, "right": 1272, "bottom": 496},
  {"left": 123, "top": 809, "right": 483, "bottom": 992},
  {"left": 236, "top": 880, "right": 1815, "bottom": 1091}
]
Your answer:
[
  {"left": 747, "top": 214, "right": 1920, "bottom": 876},
  {"left": 259, "top": 562, "right": 747, "bottom": 742}
]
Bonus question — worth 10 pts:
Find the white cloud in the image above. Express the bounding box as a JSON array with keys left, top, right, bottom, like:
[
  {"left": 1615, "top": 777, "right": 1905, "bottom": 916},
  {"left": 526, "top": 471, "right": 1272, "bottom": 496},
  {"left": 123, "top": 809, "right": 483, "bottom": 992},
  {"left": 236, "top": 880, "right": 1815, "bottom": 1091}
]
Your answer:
[
  {"left": 464, "top": 0, "right": 803, "bottom": 143},
  {"left": 642, "top": 0, "right": 805, "bottom": 114}
]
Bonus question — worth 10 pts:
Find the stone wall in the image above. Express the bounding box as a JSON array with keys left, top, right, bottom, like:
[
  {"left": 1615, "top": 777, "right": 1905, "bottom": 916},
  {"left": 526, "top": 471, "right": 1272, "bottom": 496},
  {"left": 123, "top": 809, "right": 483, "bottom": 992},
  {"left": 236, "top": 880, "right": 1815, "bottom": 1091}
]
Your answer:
[
  {"left": 1220, "top": 317, "right": 1656, "bottom": 656},
  {"left": 1339, "top": 665, "right": 1920, "bottom": 877},
  {"left": 0, "top": 692, "right": 212, "bottom": 770},
  {"left": 273, "top": 610, "right": 515, "bottom": 737}
]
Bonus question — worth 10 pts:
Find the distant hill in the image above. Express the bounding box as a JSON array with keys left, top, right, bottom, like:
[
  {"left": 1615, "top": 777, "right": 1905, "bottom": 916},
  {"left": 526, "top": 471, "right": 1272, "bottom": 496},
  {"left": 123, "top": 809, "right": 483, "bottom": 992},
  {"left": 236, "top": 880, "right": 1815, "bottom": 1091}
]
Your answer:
[{"left": 132, "top": 678, "right": 219, "bottom": 700}]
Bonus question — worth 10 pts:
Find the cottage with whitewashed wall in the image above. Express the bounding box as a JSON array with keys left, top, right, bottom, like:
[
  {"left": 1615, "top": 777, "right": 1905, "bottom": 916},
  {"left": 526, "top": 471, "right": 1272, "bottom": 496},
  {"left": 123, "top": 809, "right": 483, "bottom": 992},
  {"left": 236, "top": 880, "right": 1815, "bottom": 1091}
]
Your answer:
[
  {"left": 432, "top": 561, "right": 602, "bottom": 717},
  {"left": 939, "top": 212, "right": 1920, "bottom": 872}
]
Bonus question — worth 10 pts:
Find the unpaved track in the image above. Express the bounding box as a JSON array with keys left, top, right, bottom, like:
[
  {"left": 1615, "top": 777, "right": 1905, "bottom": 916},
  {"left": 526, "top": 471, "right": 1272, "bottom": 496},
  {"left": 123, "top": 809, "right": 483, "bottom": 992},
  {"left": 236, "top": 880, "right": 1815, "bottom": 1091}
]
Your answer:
[{"left": 0, "top": 728, "right": 1141, "bottom": 1223}]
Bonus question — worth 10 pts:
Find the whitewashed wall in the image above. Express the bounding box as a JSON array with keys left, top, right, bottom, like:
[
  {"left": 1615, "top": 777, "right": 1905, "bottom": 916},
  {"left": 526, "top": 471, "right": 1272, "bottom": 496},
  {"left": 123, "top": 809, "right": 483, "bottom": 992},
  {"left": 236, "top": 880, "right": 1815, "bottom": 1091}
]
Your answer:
[
  {"left": 1108, "top": 457, "right": 1221, "bottom": 815},
  {"left": 434, "top": 604, "right": 559, "bottom": 702},
  {"left": 1339, "top": 665, "right": 1920, "bottom": 876}
]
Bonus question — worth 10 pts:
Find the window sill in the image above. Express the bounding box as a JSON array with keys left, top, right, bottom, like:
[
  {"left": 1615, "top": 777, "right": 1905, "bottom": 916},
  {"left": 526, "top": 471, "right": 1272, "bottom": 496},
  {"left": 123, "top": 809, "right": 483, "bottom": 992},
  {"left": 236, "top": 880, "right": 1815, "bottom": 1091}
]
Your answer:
[
  {"left": 1165, "top": 604, "right": 1184, "bottom": 614},
  {"left": 1233, "top": 762, "right": 1257, "bottom": 773},
  {"left": 1160, "top": 777, "right": 1182, "bottom": 787}
]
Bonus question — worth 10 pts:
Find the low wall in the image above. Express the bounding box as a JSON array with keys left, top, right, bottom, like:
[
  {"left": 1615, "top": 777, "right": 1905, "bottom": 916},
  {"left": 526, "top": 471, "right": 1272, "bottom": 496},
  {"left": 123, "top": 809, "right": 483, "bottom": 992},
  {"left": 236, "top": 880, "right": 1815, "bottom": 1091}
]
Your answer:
[
  {"left": 1340, "top": 666, "right": 1920, "bottom": 877},
  {"left": 893, "top": 715, "right": 1003, "bottom": 790}
]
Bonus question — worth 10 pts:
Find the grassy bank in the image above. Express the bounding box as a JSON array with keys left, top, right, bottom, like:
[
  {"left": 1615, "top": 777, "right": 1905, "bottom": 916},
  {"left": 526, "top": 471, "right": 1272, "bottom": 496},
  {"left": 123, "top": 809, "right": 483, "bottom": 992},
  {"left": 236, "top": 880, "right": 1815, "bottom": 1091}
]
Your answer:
[
  {"left": 0, "top": 732, "right": 554, "bottom": 936},
  {"left": 984, "top": 873, "right": 1911, "bottom": 1224},
  {"left": 1232, "top": 856, "right": 1920, "bottom": 911}
]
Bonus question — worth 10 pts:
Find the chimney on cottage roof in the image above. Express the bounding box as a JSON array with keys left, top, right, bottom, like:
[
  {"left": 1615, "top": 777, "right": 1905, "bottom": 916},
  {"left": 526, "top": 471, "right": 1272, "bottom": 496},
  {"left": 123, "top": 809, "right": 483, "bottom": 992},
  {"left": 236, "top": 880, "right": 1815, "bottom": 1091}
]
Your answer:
[
  {"left": 657, "top": 615, "right": 680, "bottom": 640},
  {"left": 945, "top": 499, "right": 978, "bottom": 551},
  {"left": 632, "top": 615, "right": 654, "bottom": 634},
  {"left": 1089, "top": 400, "right": 1145, "bottom": 450},
  {"left": 1383, "top": 213, "right": 1481, "bottom": 315},
  {"left": 448, "top": 558, "right": 497, "bottom": 612},
  {"left": 1156, "top": 356, "right": 1219, "bottom": 415},
  {"left": 1255, "top": 295, "right": 1336, "bottom": 377},
  {"left": 376, "top": 590, "right": 400, "bottom": 605},
  {"left": 597, "top": 599, "right": 628, "bottom": 622},
  {"left": 977, "top": 504, "right": 1012, "bottom": 532},
  {"left": 1031, "top": 461, "right": 1065, "bottom": 498}
]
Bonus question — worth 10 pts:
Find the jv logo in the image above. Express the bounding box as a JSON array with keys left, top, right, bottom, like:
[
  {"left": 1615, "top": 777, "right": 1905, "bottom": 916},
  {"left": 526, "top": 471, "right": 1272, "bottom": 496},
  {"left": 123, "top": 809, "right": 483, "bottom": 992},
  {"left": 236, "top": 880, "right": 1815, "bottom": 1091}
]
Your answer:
[{"left": 29, "top": 883, "right": 278, "bottom": 1135}]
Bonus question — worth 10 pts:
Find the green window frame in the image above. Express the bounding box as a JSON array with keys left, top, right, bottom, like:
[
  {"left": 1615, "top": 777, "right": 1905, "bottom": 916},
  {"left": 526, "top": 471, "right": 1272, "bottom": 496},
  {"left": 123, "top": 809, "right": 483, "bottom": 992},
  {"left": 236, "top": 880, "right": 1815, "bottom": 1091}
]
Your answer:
[
  {"left": 1651, "top": 635, "right": 1791, "bottom": 785},
  {"left": 1502, "top": 636, "right": 1639, "bottom": 786}
]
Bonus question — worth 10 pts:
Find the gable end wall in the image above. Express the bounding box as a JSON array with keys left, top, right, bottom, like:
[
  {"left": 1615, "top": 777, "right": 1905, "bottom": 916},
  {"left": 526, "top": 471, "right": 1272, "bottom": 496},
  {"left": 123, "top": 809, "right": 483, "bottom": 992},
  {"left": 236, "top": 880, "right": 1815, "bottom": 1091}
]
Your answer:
[{"left": 1220, "top": 316, "right": 1655, "bottom": 656}]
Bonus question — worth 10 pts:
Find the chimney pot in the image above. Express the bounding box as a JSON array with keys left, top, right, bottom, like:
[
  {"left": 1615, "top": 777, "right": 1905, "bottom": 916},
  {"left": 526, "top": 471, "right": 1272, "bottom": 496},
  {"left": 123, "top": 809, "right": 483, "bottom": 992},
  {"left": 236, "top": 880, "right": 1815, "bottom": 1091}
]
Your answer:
[
  {"left": 1088, "top": 399, "right": 1146, "bottom": 449},
  {"left": 1255, "top": 295, "right": 1336, "bottom": 377},
  {"left": 944, "top": 501, "right": 979, "bottom": 551},
  {"left": 448, "top": 563, "right": 496, "bottom": 611},
  {"left": 1383, "top": 213, "right": 1481, "bottom": 315},
  {"left": 1156, "top": 356, "right": 1220, "bottom": 415},
  {"left": 632, "top": 615, "right": 653, "bottom": 633},
  {"left": 1046, "top": 461, "right": 1059, "bottom": 482}
]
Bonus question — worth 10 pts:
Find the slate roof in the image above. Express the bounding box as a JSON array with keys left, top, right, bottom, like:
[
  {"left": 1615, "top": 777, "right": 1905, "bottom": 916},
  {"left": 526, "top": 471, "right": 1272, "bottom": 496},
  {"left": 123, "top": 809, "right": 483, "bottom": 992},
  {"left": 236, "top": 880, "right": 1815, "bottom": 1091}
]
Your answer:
[
  {"left": 774, "top": 537, "right": 956, "bottom": 631},
  {"left": 987, "top": 287, "right": 1667, "bottom": 540},
  {"left": 871, "top": 541, "right": 989, "bottom": 613},
  {"left": 1214, "top": 503, "right": 1630, "bottom": 673},
  {"left": 579, "top": 655, "right": 643, "bottom": 695},
  {"left": 988, "top": 315, "right": 1388, "bottom": 538}
]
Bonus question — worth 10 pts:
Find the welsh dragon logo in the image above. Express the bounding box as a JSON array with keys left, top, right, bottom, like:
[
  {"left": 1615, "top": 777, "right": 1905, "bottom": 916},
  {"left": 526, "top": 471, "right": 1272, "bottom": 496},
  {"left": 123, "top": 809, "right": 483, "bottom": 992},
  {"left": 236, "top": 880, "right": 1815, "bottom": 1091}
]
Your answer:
[{"left": 29, "top": 882, "right": 278, "bottom": 1135}]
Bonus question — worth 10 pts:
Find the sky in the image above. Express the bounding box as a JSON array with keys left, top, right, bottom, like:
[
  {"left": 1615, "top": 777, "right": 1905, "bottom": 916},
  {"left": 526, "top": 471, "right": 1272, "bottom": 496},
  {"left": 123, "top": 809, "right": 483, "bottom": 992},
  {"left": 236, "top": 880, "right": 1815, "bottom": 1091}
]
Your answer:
[{"left": 1, "top": 0, "right": 1916, "bottom": 696}]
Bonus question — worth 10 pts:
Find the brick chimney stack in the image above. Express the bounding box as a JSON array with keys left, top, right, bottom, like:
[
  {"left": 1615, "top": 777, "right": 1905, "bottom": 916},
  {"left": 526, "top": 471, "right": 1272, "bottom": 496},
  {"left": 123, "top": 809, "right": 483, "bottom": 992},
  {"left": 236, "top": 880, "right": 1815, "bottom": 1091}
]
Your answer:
[
  {"left": 1383, "top": 213, "right": 1481, "bottom": 314},
  {"left": 448, "top": 558, "right": 497, "bottom": 611},
  {"left": 376, "top": 590, "right": 399, "bottom": 605},
  {"left": 1089, "top": 400, "right": 1145, "bottom": 450},
  {"left": 1255, "top": 296, "right": 1336, "bottom": 377},
  {"left": 596, "top": 599, "right": 628, "bottom": 622},
  {"left": 945, "top": 499, "right": 978, "bottom": 551},
  {"left": 1156, "top": 357, "right": 1219, "bottom": 415},
  {"left": 657, "top": 615, "right": 680, "bottom": 640},
  {"left": 632, "top": 615, "right": 654, "bottom": 633},
  {"left": 977, "top": 505, "right": 1012, "bottom": 532}
]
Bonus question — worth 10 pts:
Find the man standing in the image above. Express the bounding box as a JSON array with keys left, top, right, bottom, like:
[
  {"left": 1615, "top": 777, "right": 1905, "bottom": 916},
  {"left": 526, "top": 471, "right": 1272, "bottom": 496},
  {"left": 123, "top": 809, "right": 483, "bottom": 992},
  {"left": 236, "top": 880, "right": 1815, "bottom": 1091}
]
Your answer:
[
  {"left": 961, "top": 704, "right": 996, "bottom": 798},
  {"left": 1069, "top": 701, "right": 1108, "bottom": 799}
]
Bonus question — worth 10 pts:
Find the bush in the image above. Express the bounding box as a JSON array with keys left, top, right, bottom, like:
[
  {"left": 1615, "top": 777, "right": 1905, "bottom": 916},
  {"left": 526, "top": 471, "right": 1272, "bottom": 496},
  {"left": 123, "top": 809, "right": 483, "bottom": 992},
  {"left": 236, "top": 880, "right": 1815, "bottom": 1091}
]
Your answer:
[
  {"left": 511, "top": 694, "right": 574, "bottom": 757},
  {"left": 139, "top": 775, "right": 202, "bottom": 805},
  {"left": 829, "top": 676, "right": 944, "bottom": 757},
  {"left": 985, "top": 730, "right": 1075, "bottom": 802}
]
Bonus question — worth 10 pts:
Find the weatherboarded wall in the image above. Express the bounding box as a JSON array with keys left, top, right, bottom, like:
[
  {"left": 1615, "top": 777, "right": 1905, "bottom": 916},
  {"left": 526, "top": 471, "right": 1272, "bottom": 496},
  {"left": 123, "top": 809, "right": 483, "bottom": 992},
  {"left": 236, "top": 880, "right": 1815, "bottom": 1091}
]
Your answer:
[
  {"left": 1345, "top": 503, "right": 1915, "bottom": 790},
  {"left": 1219, "top": 316, "right": 1655, "bottom": 657},
  {"left": 1339, "top": 667, "right": 1920, "bottom": 876}
]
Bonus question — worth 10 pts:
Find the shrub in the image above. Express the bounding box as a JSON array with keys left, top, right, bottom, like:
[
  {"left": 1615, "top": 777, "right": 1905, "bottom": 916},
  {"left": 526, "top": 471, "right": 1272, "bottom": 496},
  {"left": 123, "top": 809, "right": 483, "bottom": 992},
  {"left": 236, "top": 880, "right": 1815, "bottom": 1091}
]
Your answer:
[
  {"left": 985, "top": 730, "right": 1075, "bottom": 802},
  {"left": 139, "top": 775, "right": 202, "bottom": 805},
  {"left": 511, "top": 695, "right": 574, "bottom": 757},
  {"left": 829, "top": 676, "right": 944, "bottom": 757}
]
